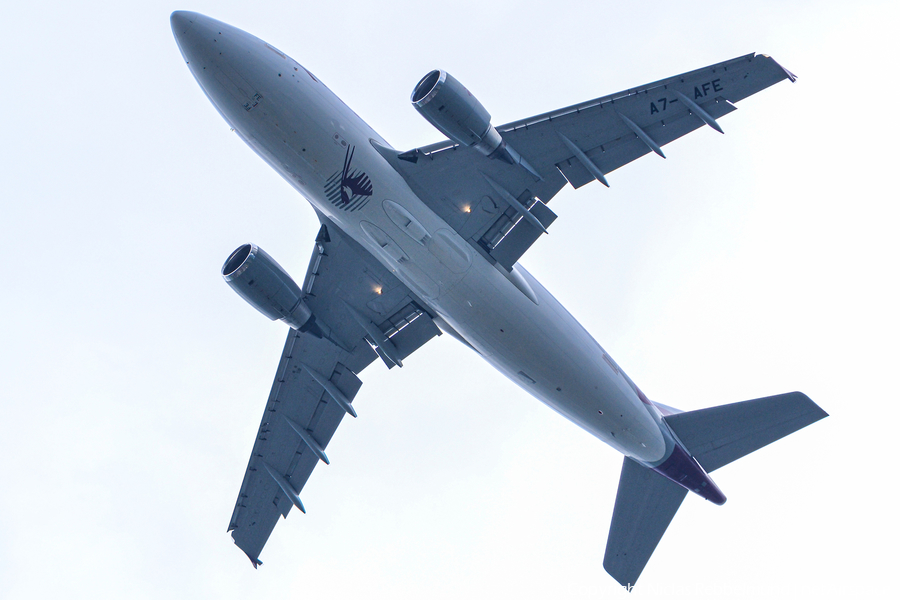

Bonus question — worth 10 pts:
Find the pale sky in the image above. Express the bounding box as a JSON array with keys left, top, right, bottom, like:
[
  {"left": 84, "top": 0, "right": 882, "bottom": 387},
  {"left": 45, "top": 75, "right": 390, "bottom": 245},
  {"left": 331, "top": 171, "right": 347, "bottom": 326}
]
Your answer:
[{"left": 1, "top": 1, "right": 897, "bottom": 598}]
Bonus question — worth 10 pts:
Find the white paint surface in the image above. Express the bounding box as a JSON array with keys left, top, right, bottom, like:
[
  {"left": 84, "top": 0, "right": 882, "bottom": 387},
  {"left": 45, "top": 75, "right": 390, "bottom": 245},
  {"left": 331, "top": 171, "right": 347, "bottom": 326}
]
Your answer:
[{"left": 0, "top": 1, "right": 896, "bottom": 597}]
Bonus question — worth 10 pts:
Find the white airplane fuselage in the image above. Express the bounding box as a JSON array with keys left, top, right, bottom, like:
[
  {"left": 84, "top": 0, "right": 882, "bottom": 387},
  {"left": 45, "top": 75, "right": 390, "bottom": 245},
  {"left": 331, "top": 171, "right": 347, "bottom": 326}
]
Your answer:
[{"left": 173, "top": 13, "right": 687, "bottom": 473}]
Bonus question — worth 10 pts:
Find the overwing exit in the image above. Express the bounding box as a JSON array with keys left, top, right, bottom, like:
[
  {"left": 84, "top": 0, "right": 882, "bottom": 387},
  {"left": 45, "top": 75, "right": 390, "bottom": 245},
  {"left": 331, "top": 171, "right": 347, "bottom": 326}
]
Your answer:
[{"left": 171, "top": 11, "right": 826, "bottom": 588}]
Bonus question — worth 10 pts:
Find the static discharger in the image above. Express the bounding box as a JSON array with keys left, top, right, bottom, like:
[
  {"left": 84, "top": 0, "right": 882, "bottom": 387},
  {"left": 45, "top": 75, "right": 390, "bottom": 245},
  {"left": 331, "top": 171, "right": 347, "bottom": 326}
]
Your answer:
[
  {"left": 480, "top": 172, "right": 548, "bottom": 234},
  {"left": 557, "top": 133, "right": 610, "bottom": 187},
  {"left": 282, "top": 415, "right": 330, "bottom": 464},
  {"left": 341, "top": 301, "right": 403, "bottom": 368},
  {"left": 672, "top": 90, "right": 725, "bottom": 134},
  {"left": 616, "top": 111, "right": 666, "bottom": 158},
  {"left": 261, "top": 461, "right": 306, "bottom": 513},
  {"left": 300, "top": 361, "right": 358, "bottom": 417}
]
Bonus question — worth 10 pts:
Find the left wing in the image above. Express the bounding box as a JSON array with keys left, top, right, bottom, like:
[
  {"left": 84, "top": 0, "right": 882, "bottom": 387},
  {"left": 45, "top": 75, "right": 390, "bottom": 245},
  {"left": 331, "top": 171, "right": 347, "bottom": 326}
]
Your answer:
[
  {"left": 228, "top": 218, "right": 441, "bottom": 566},
  {"left": 376, "top": 53, "right": 795, "bottom": 270}
]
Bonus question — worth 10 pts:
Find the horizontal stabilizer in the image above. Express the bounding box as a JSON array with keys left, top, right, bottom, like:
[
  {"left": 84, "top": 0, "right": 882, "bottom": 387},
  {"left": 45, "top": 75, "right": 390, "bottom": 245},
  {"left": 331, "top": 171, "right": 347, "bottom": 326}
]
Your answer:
[
  {"left": 603, "top": 457, "right": 688, "bottom": 589},
  {"left": 664, "top": 392, "right": 828, "bottom": 472}
]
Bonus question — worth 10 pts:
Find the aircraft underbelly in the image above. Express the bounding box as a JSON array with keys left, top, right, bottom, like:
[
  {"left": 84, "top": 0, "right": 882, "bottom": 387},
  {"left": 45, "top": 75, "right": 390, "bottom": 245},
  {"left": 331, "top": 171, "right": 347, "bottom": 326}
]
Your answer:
[
  {"left": 432, "top": 259, "right": 667, "bottom": 463},
  {"left": 178, "top": 20, "right": 666, "bottom": 463},
  {"left": 173, "top": 13, "right": 828, "bottom": 584}
]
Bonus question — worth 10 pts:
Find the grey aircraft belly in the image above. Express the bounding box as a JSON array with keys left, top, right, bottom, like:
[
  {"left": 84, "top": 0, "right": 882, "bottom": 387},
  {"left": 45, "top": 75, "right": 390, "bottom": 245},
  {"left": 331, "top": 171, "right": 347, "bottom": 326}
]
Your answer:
[{"left": 171, "top": 11, "right": 827, "bottom": 589}]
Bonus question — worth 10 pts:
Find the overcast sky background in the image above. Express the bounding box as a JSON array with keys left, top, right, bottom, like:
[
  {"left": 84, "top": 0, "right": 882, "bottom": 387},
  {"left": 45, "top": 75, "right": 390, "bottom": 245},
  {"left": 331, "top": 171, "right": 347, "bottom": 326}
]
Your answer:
[{"left": 1, "top": 1, "right": 897, "bottom": 598}]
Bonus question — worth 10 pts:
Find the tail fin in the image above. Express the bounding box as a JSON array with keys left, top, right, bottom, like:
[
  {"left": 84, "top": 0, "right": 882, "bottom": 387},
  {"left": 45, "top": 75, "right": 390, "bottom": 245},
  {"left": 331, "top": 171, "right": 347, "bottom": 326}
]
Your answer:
[
  {"left": 603, "top": 392, "right": 827, "bottom": 588},
  {"left": 664, "top": 391, "right": 828, "bottom": 473}
]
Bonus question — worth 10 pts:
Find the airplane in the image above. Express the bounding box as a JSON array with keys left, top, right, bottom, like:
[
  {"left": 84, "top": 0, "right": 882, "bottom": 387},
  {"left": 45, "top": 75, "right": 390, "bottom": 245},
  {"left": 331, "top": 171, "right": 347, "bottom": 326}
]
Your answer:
[{"left": 170, "top": 11, "right": 827, "bottom": 588}]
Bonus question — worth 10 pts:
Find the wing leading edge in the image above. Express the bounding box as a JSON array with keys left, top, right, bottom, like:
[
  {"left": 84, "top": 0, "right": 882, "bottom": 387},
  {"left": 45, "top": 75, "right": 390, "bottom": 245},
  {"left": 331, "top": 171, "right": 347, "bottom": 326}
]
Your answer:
[
  {"left": 228, "top": 219, "right": 441, "bottom": 566},
  {"left": 376, "top": 53, "right": 795, "bottom": 269}
]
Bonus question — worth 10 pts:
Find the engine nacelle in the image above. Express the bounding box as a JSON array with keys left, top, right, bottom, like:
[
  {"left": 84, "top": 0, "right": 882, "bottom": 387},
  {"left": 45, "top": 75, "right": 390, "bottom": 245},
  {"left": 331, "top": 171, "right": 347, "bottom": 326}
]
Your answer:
[
  {"left": 411, "top": 70, "right": 541, "bottom": 179},
  {"left": 222, "top": 243, "right": 325, "bottom": 337},
  {"left": 411, "top": 69, "right": 503, "bottom": 155}
]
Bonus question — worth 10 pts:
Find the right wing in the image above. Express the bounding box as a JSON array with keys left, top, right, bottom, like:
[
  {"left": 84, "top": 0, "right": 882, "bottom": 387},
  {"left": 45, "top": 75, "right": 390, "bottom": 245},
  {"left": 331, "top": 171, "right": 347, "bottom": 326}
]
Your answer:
[
  {"left": 377, "top": 53, "right": 795, "bottom": 269},
  {"left": 495, "top": 52, "right": 795, "bottom": 189},
  {"left": 228, "top": 218, "right": 441, "bottom": 566}
]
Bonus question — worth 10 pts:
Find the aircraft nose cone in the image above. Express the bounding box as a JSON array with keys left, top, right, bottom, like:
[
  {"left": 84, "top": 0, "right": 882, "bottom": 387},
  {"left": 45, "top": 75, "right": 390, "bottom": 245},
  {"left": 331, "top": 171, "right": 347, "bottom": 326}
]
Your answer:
[
  {"left": 170, "top": 11, "right": 220, "bottom": 68},
  {"left": 170, "top": 10, "right": 196, "bottom": 39}
]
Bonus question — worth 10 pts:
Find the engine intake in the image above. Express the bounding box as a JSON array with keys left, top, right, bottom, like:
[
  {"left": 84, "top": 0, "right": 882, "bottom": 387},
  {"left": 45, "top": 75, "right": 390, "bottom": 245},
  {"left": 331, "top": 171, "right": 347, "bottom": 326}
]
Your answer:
[
  {"left": 411, "top": 70, "right": 540, "bottom": 178},
  {"left": 222, "top": 243, "right": 326, "bottom": 337},
  {"left": 411, "top": 70, "right": 502, "bottom": 155}
]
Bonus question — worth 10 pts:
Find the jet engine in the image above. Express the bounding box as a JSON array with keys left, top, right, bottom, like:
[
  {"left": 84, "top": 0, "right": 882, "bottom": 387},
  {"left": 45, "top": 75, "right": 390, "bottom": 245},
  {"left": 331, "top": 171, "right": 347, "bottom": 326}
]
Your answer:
[
  {"left": 411, "top": 70, "right": 540, "bottom": 177},
  {"left": 222, "top": 243, "right": 327, "bottom": 337},
  {"left": 411, "top": 70, "right": 502, "bottom": 153}
]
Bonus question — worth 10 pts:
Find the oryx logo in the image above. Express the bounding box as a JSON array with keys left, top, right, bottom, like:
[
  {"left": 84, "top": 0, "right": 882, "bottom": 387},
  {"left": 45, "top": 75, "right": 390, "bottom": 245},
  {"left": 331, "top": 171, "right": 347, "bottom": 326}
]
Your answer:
[{"left": 324, "top": 145, "right": 373, "bottom": 212}]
